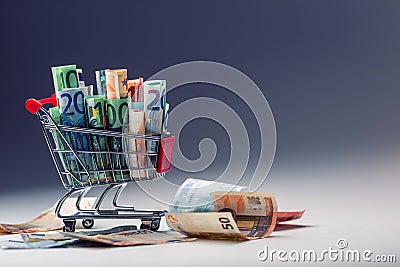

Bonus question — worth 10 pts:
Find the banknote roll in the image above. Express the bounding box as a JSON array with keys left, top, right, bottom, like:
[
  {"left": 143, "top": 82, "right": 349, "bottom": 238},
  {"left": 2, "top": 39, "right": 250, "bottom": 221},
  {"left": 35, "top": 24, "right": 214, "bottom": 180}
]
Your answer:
[
  {"left": 106, "top": 98, "right": 130, "bottom": 180},
  {"left": 77, "top": 68, "right": 85, "bottom": 87},
  {"left": 52, "top": 65, "right": 79, "bottom": 98},
  {"left": 144, "top": 80, "right": 167, "bottom": 167},
  {"left": 110, "top": 69, "right": 128, "bottom": 99},
  {"left": 128, "top": 106, "right": 147, "bottom": 179},
  {"left": 49, "top": 107, "right": 76, "bottom": 186}
]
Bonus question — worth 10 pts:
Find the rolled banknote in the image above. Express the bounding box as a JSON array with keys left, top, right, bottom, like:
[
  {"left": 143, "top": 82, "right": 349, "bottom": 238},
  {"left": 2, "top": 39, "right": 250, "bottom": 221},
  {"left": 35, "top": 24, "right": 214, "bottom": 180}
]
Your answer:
[
  {"left": 0, "top": 198, "right": 95, "bottom": 234},
  {"left": 51, "top": 65, "right": 79, "bottom": 98},
  {"left": 166, "top": 192, "right": 277, "bottom": 240},
  {"left": 105, "top": 70, "right": 120, "bottom": 100},
  {"left": 106, "top": 98, "right": 130, "bottom": 180},
  {"left": 49, "top": 107, "right": 76, "bottom": 186},
  {"left": 127, "top": 106, "right": 147, "bottom": 179},
  {"left": 277, "top": 210, "right": 305, "bottom": 223},
  {"left": 76, "top": 68, "right": 85, "bottom": 87},
  {"left": 81, "top": 85, "right": 93, "bottom": 96},
  {"left": 169, "top": 178, "right": 246, "bottom": 212},
  {"left": 0, "top": 208, "right": 63, "bottom": 234},
  {"left": 95, "top": 69, "right": 109, "bottom": 96},
  {"left": 143, "top": 79, "right": 166, "bottom": 125},
  {"left": 21, "top": 232, "right": 73, "bottom": 242},
  {"left": 144, "top": 80, "right": 166, "bottom": 166},
  {"left": 110, "top": 69, "right": 128, "bottom": 98},
  {"left": 145, "top": 108, "right": 163, "bottom": 168},
  {"left": 59, "top": 88, "right": 94, "bottom": 183},
  {"left": 0, "top": 238, "right": 78, "bottom": 249},
  {"left": 85, "top": 95, "right": 112, "bottom": 183},
  {"left": 143, "top": 80, "right": 166, "bottom": 112}
]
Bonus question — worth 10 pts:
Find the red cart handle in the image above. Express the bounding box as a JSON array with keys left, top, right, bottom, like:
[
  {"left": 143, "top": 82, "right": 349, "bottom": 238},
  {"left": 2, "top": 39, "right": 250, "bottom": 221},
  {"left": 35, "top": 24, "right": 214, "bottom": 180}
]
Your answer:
[{"left": 25, "top": 94, "right": 57, "bottom": 114}]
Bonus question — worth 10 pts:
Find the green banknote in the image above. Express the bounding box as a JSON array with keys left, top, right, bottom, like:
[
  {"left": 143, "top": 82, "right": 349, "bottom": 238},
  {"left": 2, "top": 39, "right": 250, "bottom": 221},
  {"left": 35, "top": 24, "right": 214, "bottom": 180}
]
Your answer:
[
  {"left": 51, "top": 65, "right": 79, "bottom": 98},
  {"left": 85, "top": 95, "right": 112, "bottom": 182},
  {"left": 59, "top": 88, "right": 94, "bottom": 183},
  {"left": 106, "top": 98, "right": 130, "bottom": 180}
]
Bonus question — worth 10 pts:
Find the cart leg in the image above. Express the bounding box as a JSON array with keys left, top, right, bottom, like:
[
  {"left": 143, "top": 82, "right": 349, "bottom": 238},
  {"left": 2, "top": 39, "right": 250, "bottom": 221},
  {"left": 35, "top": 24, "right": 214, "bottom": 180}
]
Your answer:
[
  {"left": 63, "top": 219, "right": 76, "bottom": 232},
  {"left": 140, "top": 217, "right": 161, "bottom": 231},
  {"left": 82, "top": 219, "right": 94, "bottom": 229}
]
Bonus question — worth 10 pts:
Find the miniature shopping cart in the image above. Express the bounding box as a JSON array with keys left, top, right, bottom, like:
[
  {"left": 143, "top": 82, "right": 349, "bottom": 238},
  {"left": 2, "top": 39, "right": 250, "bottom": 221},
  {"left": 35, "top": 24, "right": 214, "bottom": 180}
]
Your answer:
[{"left": 25, "top": 94, "right": 175, "bottom": 232}]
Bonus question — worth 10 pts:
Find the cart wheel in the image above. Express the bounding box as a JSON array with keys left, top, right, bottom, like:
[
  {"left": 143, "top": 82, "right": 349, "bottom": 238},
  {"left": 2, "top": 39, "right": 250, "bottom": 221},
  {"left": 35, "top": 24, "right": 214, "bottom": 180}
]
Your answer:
[
  {"left": 63, "top": 219, "right": 76, "bottom": 232},
  {"left": 151, "top": 218, "right": 161, "bottom": 231},
  {"left": 82, "top": 219, "right": 94, "bottom": 229}
]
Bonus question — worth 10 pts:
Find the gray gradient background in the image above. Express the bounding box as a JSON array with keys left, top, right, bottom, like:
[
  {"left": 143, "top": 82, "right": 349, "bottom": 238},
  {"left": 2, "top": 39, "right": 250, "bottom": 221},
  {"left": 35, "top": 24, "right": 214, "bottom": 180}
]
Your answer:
[{"left": 1, "top": 0, "right": 399, "bottom": 266}]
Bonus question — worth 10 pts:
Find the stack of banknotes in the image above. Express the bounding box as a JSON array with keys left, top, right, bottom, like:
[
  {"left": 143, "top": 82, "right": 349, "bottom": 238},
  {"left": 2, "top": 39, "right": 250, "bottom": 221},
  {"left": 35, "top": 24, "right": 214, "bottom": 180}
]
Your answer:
[
  {"left": 49, "top": 65, "right": 169, "bottom": 184},
  {"left": 0, "top": 179, "right": 305, "bottom": 248}
]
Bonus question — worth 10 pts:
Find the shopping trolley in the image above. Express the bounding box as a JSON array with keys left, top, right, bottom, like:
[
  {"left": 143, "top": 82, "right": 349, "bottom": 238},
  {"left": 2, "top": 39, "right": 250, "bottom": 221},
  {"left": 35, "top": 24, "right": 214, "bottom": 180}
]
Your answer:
[{"left": 25, "top": 94, "right": 175, "bottom": 232}]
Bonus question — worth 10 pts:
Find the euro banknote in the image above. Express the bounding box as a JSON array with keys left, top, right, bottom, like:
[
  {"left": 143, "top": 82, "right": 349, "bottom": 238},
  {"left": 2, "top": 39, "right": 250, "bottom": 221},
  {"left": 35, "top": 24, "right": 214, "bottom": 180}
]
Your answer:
[
  {"left": 95, "top": 69, "right": 109, "bottom": 96},
  {"left": 105, "top": 69, "right": 128, "bottom": 100},
  {"left": 51, "top": 65, "right": 79, "bottom": 98},
  {"left": 106, "top": 98, "right": 130, "bottom": 180},
  {"left": 21, "top": 232, "right": 73, "bottom": 242},
  {"left": 0, "top": 208, "right": 63, "bottom": 234},
  {"left": 166, "top": 212, "right": 247, "bottom": 240},
  {"left": 49, "top": 107, "right": 76, "bottom": 186},
  {"left": 127, "top": 78, "right": 143, "bottom": 103},
  {"left": 128, "top": 108, "right": 147, "bottom": 179},
  {"left": 85, "top": 95, "right": 112, "bottom": 182},
  {"left": 0, "top": 238, "right": 78, "bottom": 249},
  {"left": 1, "top": 232, "right": 79, "bottom": 249},
  {"left": 212, "top": 191, "right": 277, "bottom": 238},
  {"left": 144, "top": 80, "right": 166, "bottom": 166},
  {"left": 63, "top": 225, "right": 196, "bottom": 246},
  {"left": 82, "top": 84, "right": 94, "bottom": 96},
  {"left": 59, "top": 88, "right": 94, "bottom": 183},
  {"left": 143, "top": 80, "right": 166, "bottom": 115},
  {"left": 0, "top": 198, "right": 95, "bottom": 234},
  {"left": 169, "top": 178, "right": 246, "bottom": 213},
  {"left": 110, "top": 69, "right": 128, "bottom": 98},
  {"left": 277, "top": 210, "right": 305, "bottom": 223},
  {"left": 77, "top": 68, "right": 85, "bottom": 87},
  {"left": 166, "top": 191, "right": 277, "bottom": 240}
]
